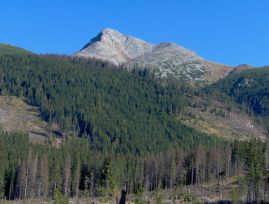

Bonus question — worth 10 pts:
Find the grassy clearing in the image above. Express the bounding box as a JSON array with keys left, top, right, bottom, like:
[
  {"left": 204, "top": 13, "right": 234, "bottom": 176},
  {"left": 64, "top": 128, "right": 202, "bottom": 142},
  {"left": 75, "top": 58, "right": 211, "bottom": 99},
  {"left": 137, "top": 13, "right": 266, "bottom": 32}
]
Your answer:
[
  {"left": 0, "top": 96, "right": 62, "bottom": 143},
  {"left": 181, "top": 96, "right": 266, "bottom": 141}
]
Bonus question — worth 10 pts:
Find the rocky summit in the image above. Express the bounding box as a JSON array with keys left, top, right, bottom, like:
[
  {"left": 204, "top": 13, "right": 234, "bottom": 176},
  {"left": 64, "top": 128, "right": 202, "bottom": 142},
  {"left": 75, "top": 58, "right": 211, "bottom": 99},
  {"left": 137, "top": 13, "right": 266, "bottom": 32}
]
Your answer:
[
  {"left": 74, "top": 28, "right": 154, "bottom": 65},
  {"left": 75, "top": 28, "right": 232, "bottom": 84}
]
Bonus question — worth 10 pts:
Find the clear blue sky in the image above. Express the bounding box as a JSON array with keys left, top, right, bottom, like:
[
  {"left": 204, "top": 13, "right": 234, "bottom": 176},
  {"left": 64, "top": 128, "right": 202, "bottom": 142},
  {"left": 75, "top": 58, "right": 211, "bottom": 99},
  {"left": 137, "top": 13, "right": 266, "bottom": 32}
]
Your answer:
[{"left": 1, "top": 0, "right": 268, "bottom": 66}]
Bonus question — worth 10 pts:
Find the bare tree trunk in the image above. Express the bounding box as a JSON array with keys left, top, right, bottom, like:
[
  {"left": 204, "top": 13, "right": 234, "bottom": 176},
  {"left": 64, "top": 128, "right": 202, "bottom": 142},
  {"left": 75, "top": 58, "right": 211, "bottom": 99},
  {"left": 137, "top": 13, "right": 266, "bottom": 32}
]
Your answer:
[
  {"left": 63, "top": 154, "right": 71, "bottom": 196},
  {"left": 191, "top": 167, "right": 194, "bottom": 185},
  {"left": 119, "top": 190, "right": 127, "bottom": 204},
  {"left": 24, "top": 149, "right": 31, "bottom": 199}
]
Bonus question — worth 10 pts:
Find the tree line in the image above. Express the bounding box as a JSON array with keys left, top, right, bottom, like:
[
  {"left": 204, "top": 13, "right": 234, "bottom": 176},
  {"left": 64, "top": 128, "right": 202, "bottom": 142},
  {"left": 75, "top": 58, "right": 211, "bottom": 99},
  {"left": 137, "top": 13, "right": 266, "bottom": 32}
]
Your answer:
[{"left": 0, "top": 131, "right": 268, "bottom": 202}]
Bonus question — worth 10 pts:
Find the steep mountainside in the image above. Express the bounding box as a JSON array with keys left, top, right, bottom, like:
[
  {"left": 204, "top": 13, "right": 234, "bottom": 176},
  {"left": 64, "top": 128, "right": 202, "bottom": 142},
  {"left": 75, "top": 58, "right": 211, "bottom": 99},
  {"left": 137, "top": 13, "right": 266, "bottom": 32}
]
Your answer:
[
  {"left": 75, "top": 28, "right": 154, "bottom": 65},
  {"left": 0, "top": 46, "right": 267, "bottom": 203},
  {"left": 0, "top": 54, "right": 216, "bottom": 154},
  {"left": 207, "top": 66, "right": 269, "bottom": 116},
  {"left": 0, "top": 53, "right": 264, "bottom": 149},
  {"left": 75, "top": 28, "right": 232, "bottom": 84},
  {"left": 0, "top": 44, "right": 265, "bottom": 142},
  {"left": 182, "top": 96, "right": 266, "bottom": 140},
  {"left": 205, "top": 66, "right": 269, "bottom": 131}
]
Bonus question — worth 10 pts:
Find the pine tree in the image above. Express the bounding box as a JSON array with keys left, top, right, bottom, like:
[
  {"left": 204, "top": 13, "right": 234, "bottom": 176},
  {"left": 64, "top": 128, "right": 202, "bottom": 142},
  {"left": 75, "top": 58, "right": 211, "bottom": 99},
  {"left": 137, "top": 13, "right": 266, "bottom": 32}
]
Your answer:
[
  {"left": 71, "top": 156, "right": 81, "bottom": 198},
  {"left": 99, "top": 157, "right": 115, "bottom": 195},
  {"left": 63, "top": 153, "right": 71, "bottom": 197},
  {"left": 245, "top": 141, "right": 265, "bottom": 202}
]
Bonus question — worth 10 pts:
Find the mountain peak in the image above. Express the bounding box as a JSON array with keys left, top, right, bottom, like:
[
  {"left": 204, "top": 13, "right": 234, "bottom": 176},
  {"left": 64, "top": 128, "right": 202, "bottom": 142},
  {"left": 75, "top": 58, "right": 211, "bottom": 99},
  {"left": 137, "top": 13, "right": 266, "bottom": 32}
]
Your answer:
[
  {"left": 101, "top": 28, "right": 122, "bottom": 35},
  {"left": 80, "top": 28, "right": 122, "bottom": 50},
  {"left": 76, "top": 28, "right": 154, "bottom": 65},
  {"left": 74, "top": 29, "right": 232, "bottom": 84}
]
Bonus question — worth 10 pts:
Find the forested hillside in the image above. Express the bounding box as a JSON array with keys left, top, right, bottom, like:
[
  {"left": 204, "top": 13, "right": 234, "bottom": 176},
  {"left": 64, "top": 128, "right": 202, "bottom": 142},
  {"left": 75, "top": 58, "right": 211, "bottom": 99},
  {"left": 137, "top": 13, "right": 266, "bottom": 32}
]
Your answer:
[
  {"left": 205, "top": 67, "right": 269, "bottom": 132},
  {"left": 0, "top": 53, "right": 214, "bottom": 154},
  {"left": 1, "top": 127, "right": 268, "bottom": 202},
  {"left": 0, "top": 52, "right": 268, "bottom": 203}
]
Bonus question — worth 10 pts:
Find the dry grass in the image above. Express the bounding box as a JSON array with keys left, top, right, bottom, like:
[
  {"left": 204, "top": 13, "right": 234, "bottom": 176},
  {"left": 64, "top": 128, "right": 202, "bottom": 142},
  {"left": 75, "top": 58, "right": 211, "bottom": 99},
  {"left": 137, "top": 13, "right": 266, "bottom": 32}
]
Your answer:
[
  {"left": 183, "top": 176, "right": 245, "bottom": 203},
  {"left": 0, "top": 96, "right": 63, "bottom": 143},
  {"left": 181, "top": 96, "right": 266, "bottom": 141}
]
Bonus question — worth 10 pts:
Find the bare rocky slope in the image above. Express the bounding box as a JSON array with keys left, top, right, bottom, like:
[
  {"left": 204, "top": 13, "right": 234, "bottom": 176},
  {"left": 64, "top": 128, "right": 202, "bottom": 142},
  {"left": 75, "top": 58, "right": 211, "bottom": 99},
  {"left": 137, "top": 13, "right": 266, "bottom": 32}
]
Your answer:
[{"left": 75, "top": 28, "right": 232, "bottom": 84}]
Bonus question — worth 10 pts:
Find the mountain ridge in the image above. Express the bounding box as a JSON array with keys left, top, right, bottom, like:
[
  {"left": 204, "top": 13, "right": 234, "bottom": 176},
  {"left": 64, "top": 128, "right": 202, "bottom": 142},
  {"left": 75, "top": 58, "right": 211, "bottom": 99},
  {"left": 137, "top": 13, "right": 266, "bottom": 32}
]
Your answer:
[{"left": 74, "top": 28, "right": 232, "bottom": 84}]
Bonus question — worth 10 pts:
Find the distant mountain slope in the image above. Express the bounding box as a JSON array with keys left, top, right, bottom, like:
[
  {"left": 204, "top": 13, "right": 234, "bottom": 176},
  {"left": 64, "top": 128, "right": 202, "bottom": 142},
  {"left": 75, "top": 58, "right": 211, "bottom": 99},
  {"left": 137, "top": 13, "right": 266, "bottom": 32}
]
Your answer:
[
  {"left": 75, "top": 28, "right": 232, "bottom": 84},
  {"left": 125, "top": 43, "right": 231, "bottom": 83},
  {"left": 0, "top": 53, "right": 264, "bottom": 150},
  {"left": 228, "top": 64, "right": 253, "bottom": 75},
  {"left": 0, "top": 54, "right": 218, "bottom": 154},
  {"left": 205, "top": 66, "right": 269, "bottom": 131},
  {"left": 208, "top": 66, "right": 269, "bottom": 115},
  {"left": 182, "top": 96, "right": 266, "bottom": 140},
  {"left": 0, "top": 43, "right": 33, "bottom": 55}
]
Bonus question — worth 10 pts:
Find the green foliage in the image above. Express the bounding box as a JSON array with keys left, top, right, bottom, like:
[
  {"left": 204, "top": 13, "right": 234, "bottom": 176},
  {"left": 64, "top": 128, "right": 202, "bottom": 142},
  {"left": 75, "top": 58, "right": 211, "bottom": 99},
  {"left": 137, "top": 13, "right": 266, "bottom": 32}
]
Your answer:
[
  {"left": 0, "top": 53, "right": 268, "bottom": 202},
  {"left": 155, "top": 192, "right": 163, "bottom": 204},
  {"left": 0, "top": 128, "right": 247, "bottom": 201},
  {"left": 170, "top": 187, "right": 200, "bottom": 203},
  {"left": 229, "top": 188, "right": 240, "bottom": 204},
  {"left": 54, "top": 188, "right": 68, "bottom": 204},
  {"left": 135, "top": 183, "right": 144, "bottom": 196},
  {"left": 244, "top": 140, "right": 266, "bottom": 202},
  {"left": 205, "top": 67, "right": 269, "bottom": 132},
  {"left": 0, "top": 54, "right": 219, "bottom": 154},
  {"left": 98, "top": 157, "right": 115, "bottom": 195}
]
